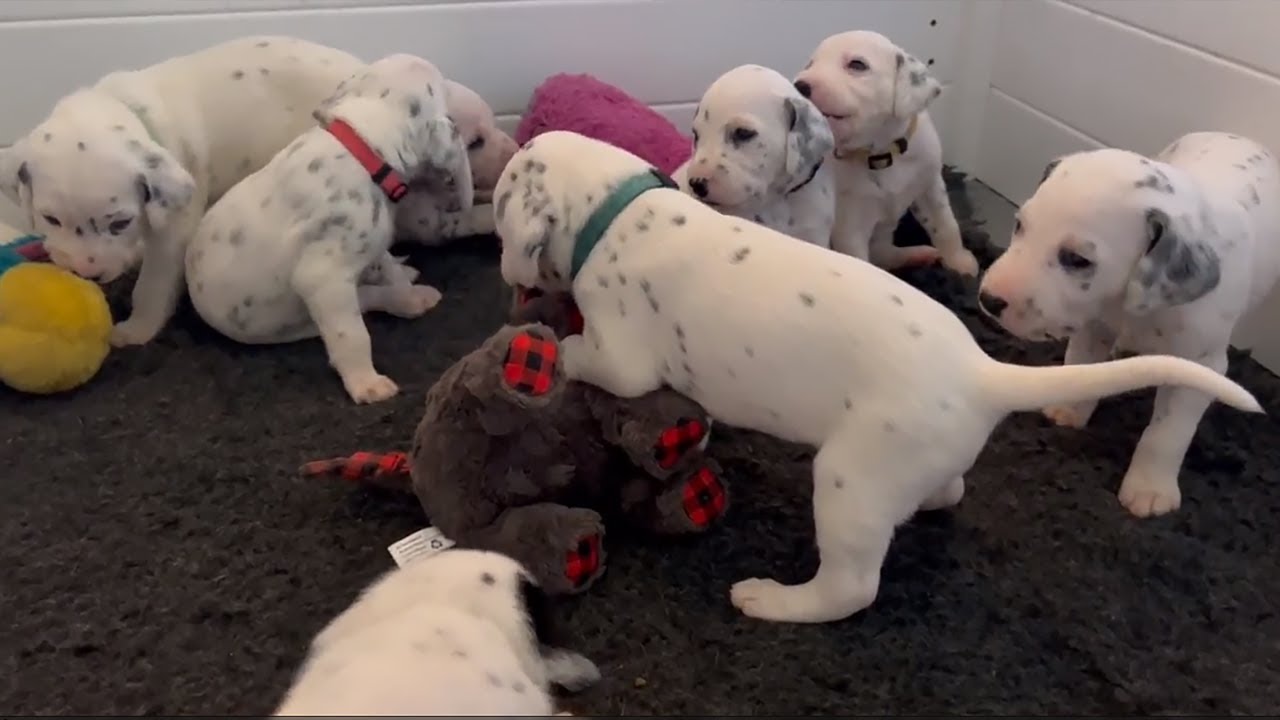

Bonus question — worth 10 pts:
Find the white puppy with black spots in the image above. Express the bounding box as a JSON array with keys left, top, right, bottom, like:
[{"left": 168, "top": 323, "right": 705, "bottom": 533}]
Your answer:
[
  {"left": 978, "top": 132, "right": 1280, "bottom": 517},
  {"left": 493, "top": 131, "right": 1263, "bottom": 624},
  {"left": 0, "top": 36, "right": 367, "bottom": 347},
  {"left": 186, "top": 54, "right": 473, "bottom": 404},
  {"left": 793, "top": 30, "right": 978, "bottom": 275},
  {"left": 397, "top": 79, "right": 520, "bottom": 246},
  {"left": 671, "top": 64, "right": 835, "bottom": 247},
  {"left": 274, "top": 549, "right": 599, "bottom": 716}
]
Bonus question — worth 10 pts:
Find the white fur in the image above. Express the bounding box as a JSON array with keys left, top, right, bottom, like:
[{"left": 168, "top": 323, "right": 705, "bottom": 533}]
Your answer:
[
  {"left": 978, "top": 131, "right": 1280, "bottom": 517},
  {"left": 185, "top": 54, "right": 473, "bottom": 405},
  {"left": 793, "top": 30, "right": 978, "bottom": 275},
  {"left": 396, "top": 79, "right": 519, "bottom": 246},
  {"left": 494, "top": 131, "right": 1264, "bottom": 624},
  {"left": 0, "top": 36, "right": 370, "bottom": 347},
  {"left": 273, "top": 549, "right": 599, "bottom": 716},
  {"left": 670, "top": 64, "right": 835, "bottom": 247}
]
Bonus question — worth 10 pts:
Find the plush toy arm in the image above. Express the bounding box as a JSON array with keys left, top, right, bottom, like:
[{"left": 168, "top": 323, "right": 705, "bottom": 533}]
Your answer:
[
  {"left": 453, "top": 502, "right": 607, "bottom": 596},
  {"left": 299, "top": 451, "right": 411, "bottom": 491}
]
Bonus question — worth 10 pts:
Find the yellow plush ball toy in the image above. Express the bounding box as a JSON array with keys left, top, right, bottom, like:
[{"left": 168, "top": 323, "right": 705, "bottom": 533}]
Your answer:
[{"left": 0, "top": 235, "right": 112, "bottom": 394}]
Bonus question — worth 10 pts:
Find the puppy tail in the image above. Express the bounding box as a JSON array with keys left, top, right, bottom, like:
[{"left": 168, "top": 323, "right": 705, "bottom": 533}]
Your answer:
[{"left": 979, "top": 355, "right": 1263, "bottom": 416}]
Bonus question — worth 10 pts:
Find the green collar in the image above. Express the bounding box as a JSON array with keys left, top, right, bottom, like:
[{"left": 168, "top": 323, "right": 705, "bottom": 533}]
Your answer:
[{"left": 570, "top": 168, "right": 677, "bottom": 281}]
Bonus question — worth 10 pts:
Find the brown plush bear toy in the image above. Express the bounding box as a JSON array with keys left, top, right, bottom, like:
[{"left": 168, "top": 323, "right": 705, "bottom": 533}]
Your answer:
[{"left": 303, "top": 288, "right": 728, "bottom": 596}]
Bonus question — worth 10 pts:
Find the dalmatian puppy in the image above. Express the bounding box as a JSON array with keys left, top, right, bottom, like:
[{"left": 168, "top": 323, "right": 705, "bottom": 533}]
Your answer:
[
  {"left": 792, "top": 30, "right": 979, "bottom": 275},
  {"left": 0, "top": 36, "right": 369, "bottom": 347},
  {"left": 492, "top": 131, "right": 1263, "bottom": 624},
  {"left": 670, "top": 64, "right": 835, "bottom": 247},
  {"left": 397, "top": 79, "right": 519, "bottom": 246},
  {"left": 978, "top": 132, "right": 1280, "bottom": 517},
  {"left": 273, "top": 549, "right": 600, "bottom": 716},
  {"left": 185, "top": 54, "right": 472, "bottom": 404}
]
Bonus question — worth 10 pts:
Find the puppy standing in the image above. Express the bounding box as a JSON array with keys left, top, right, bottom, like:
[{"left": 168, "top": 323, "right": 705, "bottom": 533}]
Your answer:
[
  {"left": 185, "top": 54, "right": 472, "bottom": 404},
  {"left": 493, "top": 131, "right": 1262, "bottom": 624},
  {"left": 397, "top": 79, "right": 520, "bottom": 246},
  {"left": 671, "top": 64, "right": 836, "bottom": 247},
  {"left": 0, "top": 36, "right": 367, "bottom": 346},
  {"left": 978, "top": 132, "right": 1280, "bottom": 517},
  {"left": 793, "top": 30, "right": 978, "bottom": 274},
  {"left": 274, "top": 549, "right": 599, "bottom": 715}
]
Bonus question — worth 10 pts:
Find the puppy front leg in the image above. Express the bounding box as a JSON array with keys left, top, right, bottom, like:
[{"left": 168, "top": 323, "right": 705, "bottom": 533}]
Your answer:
[
  {"left": 1043, "top": 321, "right": 1116, "bottom": 428},
  {"left": 828, "top": 198, "right": 877, "bottom": 261},
  {"left": 910, "top": 174, "right": 979, "bottom": 276},
  {"left": 1117, "top": 349, "right": 1228, "bottom": 518},
  {"left": 110, "top": 227, "right": 191, "bottom": 346},
  {"left": 292, "top": 248, "right": 398, "bottom": 404},
  {"left": 868, "top": 222, "right": 942, "bottom": 271},
  {"left": 558, "top": 330, "right": 663, "bottom": 399}
]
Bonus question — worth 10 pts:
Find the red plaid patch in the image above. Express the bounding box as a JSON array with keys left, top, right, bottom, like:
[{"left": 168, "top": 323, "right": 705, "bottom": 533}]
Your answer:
[
  {"left": 565, "top": 534, "right": 602, "bottom": 587},
  {"left": 682, "top": 466, "right": 726, "bottom": 528},
  {"left": 503, "top": 331, "right": 558, "bottom": 395},
  {"left": 299, "top": 451, "right": 409, "bottom": 483},
  {"left": 653, "top": 417, "right": 707, "bottom": 469}
]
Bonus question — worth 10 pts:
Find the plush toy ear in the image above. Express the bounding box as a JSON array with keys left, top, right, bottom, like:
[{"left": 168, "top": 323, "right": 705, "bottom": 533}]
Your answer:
[
  {"left": 1123, "top": 207, "right": 1221, "bottom": 315},
  {"left": 133, "top": 139, "right": 196, "bottom": 232},
  {"left": 892, "top": 51, "right": 942, "bottom": 119},
  {"left": 781, "top": 95, "right": 834, "bottom": 191}
]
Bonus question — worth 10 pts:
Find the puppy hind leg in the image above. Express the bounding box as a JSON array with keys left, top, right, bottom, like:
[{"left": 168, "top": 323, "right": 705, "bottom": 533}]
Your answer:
[
  {"left": 911, "top": 175, "right": 979, "bottom": 276},
  {"left": 868, "top": 222, "right": 941, "bottom": 271},
  {"left": 918, "top": 475, "right": 965, "bottom": 512}
]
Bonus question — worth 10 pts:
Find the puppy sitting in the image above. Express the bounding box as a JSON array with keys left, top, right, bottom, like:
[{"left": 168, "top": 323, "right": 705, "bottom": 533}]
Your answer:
[
  {"left": 186, "top": 54, "right": 473, "bottom": 404},
  {"left": 793, "top": 30, "right": 978, "bottom": 275},
  {"left": 398, "top": 79, "right": 519, "bottom": 246},
  {"left": 671, "top": 64, "right": 836, "bottom": 247},
  {"left": 0, "top": 36, "right": 369, "bottom": 347},
  {"left": 978, "top": 132, "right": 1280, "bottom": 517},
  {"left": 273, "top": 549, "right": 599, "bottom": 715},
  {"left": 493, "top": 131, "right": 1263, "bottom": 624}
]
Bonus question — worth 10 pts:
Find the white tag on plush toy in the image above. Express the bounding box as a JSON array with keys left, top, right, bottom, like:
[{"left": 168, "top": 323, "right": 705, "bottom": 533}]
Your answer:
[{"left": 387, "top": 527, "right": 455, "bottom": 568}]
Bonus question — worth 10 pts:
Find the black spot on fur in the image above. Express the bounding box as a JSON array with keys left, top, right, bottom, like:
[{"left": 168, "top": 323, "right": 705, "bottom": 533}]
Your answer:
[
  {"left": 307, "top": 157, "right": 323, "bottom": 173},
  {"left": 672, "top": 214, "right": 686, "bottom": 226},
  {"left": 730, "top": 247, "right": 751, "bottom": 263},
  {"left": 231, "top": 70, "right": 244, "bottom": 80},
  {"left": 407, "top": 98, "right": 422, "bottom": 118},
  {"left": 890, "top": 294, "right": 904, "bottom": 306},
  {"left": 481, "top": 572, "right": 495, "bottom": 585},
  {"left": 799, "top": 292, "right": 815, "bottom": 307}
]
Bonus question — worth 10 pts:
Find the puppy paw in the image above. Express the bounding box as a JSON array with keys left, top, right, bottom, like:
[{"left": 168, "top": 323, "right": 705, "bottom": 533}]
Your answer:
[
  {"left": 942, "top": 249, "right": 980, "bottom": 277},
  {"left": 556, "top": 335, "right": 588, "bottom": 381},
  {"left": 1118, "top": 467, "right": 1182, "bottom": 518},
  {"left": 389, "top": 284, "right": 443, "bottom": 318},
  {"left": 1043, "top": 402, "right": 1095, "bottom": 429},
  {"left": 730, "top": 577, "right": 794, "bottom": 621},
  {"left": 110, "top": 318, "right": 160, "bottom": 347},
  {"left": 343, "top": 372, "right": 400, "bottom": 404},
  {"left": 880, "top": 245, "right": 940, "bottom": 271},
  {"left": 542, "top": 648, "right": 601, "bottom": 693}
]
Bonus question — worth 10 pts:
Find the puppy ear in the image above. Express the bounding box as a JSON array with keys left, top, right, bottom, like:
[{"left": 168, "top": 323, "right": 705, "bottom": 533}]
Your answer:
[
  {"left": 1038, "top": 157, "right": 1062, "bottom": 187},
  {"left": 892, "top": 51, "right": 942, "bottom": 119},
  {"left": 134, "top": 140, "right": 196, "bottom": 232},
  {"left": 781, "top": 95, "right": 834, "bottom": 191},
  {"left": 0, "top": 141, "right": 34, "bottom": 229},
  {"left": 1123, "top": 207, "right": 1222, "bottom": 315},
  {"left": 422, "top": 115, "right": 475, "bottom": 212}
]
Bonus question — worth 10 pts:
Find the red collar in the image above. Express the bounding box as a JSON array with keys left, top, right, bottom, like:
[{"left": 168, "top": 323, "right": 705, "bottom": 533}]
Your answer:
[{"left": 325, "top": 118, "right": 409, "bottom": 203}]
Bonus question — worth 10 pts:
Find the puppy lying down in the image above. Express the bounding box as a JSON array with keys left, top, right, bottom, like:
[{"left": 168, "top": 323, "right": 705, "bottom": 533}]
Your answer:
[
  {"left": 493, "top": 131, "right": 1263, "bottom": 624},
  {"left": 273, "top": 549, "right": 598, "bottom": 715}
]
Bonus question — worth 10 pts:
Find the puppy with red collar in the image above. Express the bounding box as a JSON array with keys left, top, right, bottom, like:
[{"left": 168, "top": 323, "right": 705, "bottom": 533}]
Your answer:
[
  {"left": 274, "top": 549, "right": 599, "bottom": 715},
  {"left": 185, "top": 54, "right": 473, "bottom": 404}
]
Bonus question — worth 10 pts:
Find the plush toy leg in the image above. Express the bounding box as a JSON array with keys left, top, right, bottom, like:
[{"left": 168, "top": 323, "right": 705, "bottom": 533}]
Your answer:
[
  {"left": 454, "top": 502, "right": 607, "bottom": 595},
  {"left": 623, "top": 459, "right": 729, "bottom": 535}
]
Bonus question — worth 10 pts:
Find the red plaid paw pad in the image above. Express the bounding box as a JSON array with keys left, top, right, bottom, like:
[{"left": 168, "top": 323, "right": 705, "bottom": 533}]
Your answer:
[
  {"left": 299, "top": 451, "right": 408, "bottom": 483},
  {"left": 653, "top": 417, "right": 708, "bottom": 469},
  {"left": 564, "top": 534, "right": 602, "bottom": 587},
  {"left": 503, "top": 331, "right": 558, "bottom": 396},
  {"left": 682, "top": 466, "right": 727, "bottom": 528}
]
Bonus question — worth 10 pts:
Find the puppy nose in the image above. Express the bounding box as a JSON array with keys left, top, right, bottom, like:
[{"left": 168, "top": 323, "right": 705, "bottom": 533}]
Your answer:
[
  {"left": 688, "top": 177, "right": 709, "bottom": 198},
  {"left": 794, "top": 79, "right": 812, "bottom": 98},
  {"left": 978, "top": 291, "right": 1009, "bottom": 318}
]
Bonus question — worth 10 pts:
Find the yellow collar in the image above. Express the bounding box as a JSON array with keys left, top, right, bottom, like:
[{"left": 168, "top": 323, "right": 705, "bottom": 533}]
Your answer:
[{"left": 834, "top": 114, "right": 919, "bottom": 170}]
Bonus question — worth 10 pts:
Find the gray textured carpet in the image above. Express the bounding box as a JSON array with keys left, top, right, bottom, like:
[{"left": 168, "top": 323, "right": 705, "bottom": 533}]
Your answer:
[{"left": 3, "top": 169, "right": 1279, "bottom": 715}]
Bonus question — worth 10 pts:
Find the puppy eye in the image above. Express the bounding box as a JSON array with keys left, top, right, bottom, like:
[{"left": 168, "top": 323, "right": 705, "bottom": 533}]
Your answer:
[
  {"left": 1013, "top": 217, "right": 1023, "bottom": 235},
  {"left": 42, "top": 214, "right": 61, "bottom": 227},
  {"left": 731, "top": 127, "right": 758, "bottom": 144},
  {"left": 467, "top": 136, "right": 485, "bottom": 151},
  {"left": 108, "top": 217, "right": 133, "bottom": 235},
  {"left": 1057, "top": 247, "right": 1094, "bottom": 271},
  {"left": 691, "top": 129, "right": 700, "bottom": 144},
  {"left": 846, "top": 58, "right": 869, "bottom": 72}
]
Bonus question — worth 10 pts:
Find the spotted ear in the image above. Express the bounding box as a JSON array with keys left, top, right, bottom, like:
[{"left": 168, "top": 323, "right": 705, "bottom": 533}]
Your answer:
[
  {"left": 892, "top": 51, "right": 942, "bottom": 119},
  {"left": 422, "top": 115, "right": 475, "bottom": 212},
  {"left": 1038, "top": 158, "right": 1062, "bottom": 188},
  {"left": 782, "top": 95, "right": 833, "bottom": 191},
  {"left": 0, "top": 140, "right": 33, "bottom": 229},
  {"left": 1123, "top": 207, "right": 1221, "bottom": 315},
  {"left": 133, "top": 139, "right": 195, "bottom": 232},
  {"left": 495, "top": 166, "right": 563, "bottom": 291}
]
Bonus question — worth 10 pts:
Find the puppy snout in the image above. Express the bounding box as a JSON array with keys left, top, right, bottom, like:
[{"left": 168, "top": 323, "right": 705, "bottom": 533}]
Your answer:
[
  {"left": 794, "top": 79, "right": 812, "bottom": 98},
  {"left": 688, "top": 177, "right": 709, "bottom": 198},
  {"left": 978, "top": 291, "right": 1009, "bottom": 318}
]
